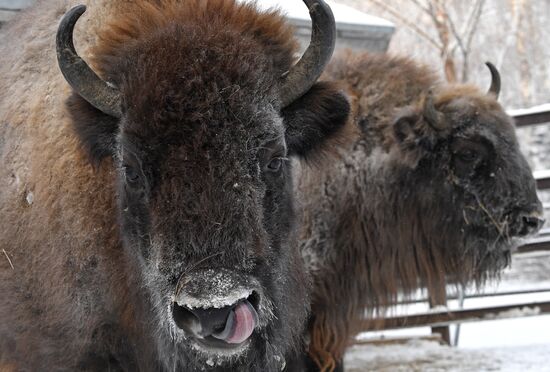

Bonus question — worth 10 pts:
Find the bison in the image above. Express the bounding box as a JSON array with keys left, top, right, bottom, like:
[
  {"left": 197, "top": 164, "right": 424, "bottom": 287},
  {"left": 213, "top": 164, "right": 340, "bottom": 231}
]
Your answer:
[
  {"left": 296, "top": 51, "right": 545, "bottom": 371},
  {"left": 0, "top": 0, "right": 350, "bottom": 370}
]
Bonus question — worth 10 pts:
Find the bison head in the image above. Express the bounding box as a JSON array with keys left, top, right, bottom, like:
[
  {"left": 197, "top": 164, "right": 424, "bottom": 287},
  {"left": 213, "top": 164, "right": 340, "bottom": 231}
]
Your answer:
[
  {"left": 56, "top": 1, "right": 349, "bottom": 369},
  {"left": 388, "top": 63, "right": 544, "bottom": 283}
]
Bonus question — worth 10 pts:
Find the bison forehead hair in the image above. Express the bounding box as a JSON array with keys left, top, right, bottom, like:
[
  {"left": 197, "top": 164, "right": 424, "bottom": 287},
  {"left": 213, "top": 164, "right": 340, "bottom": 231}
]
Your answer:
[{"left": 74, "top": 0, "right": 298, "bottom": 161}]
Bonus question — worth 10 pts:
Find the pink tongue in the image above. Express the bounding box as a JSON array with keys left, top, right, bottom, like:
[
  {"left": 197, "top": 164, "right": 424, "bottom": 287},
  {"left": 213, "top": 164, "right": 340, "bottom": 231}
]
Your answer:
[{"left": 225, "top": 301, "right": 257, "bottom": 344}]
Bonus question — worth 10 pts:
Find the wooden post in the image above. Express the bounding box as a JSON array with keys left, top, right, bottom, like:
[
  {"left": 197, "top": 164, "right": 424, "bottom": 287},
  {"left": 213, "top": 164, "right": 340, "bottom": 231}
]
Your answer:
[{"left": 428, "top": 283, "right": 451, "bottom": 345}]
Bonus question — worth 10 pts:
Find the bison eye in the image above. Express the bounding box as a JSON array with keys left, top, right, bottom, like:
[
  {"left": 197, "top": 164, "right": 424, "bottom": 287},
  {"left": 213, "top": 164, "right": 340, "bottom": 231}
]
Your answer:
[
  {"left": 451, "top": 137, "right": 494, "bottom": 179},
  {"left": 266, "top": 157, "right": 285, "bottom": 173},
  {"left": 124, "top": 166, "right": 141, "bottom": 185},
  {"left": 456, "top": 149, "right": 479, "bottom": 163}
]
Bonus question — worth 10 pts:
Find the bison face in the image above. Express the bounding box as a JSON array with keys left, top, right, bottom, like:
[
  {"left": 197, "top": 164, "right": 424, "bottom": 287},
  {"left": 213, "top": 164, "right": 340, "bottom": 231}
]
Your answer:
[
  {"left": 58, "top": 2, "right": 348, "bottom": 367},
  {"left": 115, "top": 105, "right": 290, "bottom": 362},
  {"left": 390, "top": 68, "right": 543, "bottom": 281},
  {"left": 113, "top": 84, "right": 347, "bottom": 367}
]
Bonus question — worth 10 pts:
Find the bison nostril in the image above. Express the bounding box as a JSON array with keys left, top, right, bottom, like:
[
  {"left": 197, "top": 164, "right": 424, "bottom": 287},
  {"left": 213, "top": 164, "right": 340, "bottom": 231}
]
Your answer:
[
  {"left": 247, "top": 291, "right": 260, "bottom": 310},
  {"left": 172, "top": 303, "right": 202, "bottom": 335},
  {"left": 520, "top": 215, "right": 545, "bottom": 236}
]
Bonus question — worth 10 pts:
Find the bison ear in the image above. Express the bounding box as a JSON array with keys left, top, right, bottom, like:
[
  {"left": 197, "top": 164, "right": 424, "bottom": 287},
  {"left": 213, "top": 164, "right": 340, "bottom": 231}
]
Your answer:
[
  {"left": 282, "top": 82, "right": 350, "bottom": 159},
  {"left": 392, "top": 113, "right": 418, "bottom": 144},
  {"left": 391, "top": 110, "right": 438, "bottom": 168},
  {"left": 392, "top": 109, "right": 439, "bottom": 148},
  {"left": 67, "top": 93, "right": 119, "bottom": 166}
]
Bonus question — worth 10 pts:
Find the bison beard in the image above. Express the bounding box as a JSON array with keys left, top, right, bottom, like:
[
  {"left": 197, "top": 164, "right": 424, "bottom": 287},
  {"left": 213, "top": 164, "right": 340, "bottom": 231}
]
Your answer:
[
  {"left": 0, "top": 0, "right": 351, "bottom": 371},
  {"left": 297, "top": 51, "right": 544, "bottom": 371}
]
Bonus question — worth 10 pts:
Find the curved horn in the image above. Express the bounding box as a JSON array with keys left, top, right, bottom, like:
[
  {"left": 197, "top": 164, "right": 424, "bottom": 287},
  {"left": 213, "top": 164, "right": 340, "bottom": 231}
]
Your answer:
[
  {"left": 485, "top": 61, "right": 501, "bottom": 99},
  {"left": 279, "top": 0, "right": 336, "bottom": 108},
  {"left": 56, "top": 5, "right": 122, "bottom": 118},
  {"left": 423, "top": 91, "right": 446, "bottom": 131}
]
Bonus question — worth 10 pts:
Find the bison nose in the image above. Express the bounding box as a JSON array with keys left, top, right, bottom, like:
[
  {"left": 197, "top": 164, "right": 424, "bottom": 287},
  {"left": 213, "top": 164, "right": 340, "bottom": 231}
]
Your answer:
[
  {"left": 172, "top": 298, "right": 259, "bottom": 344},
  {"left": 521, "top": 214, "right": 545, "bottom": 234},
  {"left": 171, "top": 268, "right": 263, "bottom": 346},
  {"left": 516, "top": 211, "right": 545, "bottom": 237}
]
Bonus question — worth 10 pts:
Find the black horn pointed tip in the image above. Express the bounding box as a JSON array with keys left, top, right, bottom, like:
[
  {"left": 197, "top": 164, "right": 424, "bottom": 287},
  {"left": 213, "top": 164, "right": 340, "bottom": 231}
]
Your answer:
[
  {"left": 485, "top": 61, "right": 498, "bottom": 71},
  {"left": 71, "top": 4, "right": 87, "bottom": 15},
  {"left": 485, "top": 61, "right": 501, "bottom": 99},
  {"left": 279, "top": 0, "right": 336, "bottom": 108},
  {"left": 56, "top": 5, "right": 86, "bottom": 51},
  {"left": 56, "top": 3, "right": 122, "bottom": 118},
  {"left": 62, "top": 4, "right": 87, "bottom": 26}
]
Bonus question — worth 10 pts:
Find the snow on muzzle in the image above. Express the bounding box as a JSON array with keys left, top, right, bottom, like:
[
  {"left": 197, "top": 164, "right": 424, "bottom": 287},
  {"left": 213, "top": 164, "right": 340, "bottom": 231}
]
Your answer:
[{"left": 172, "top": 269, "right": 262, "bottom": 348}]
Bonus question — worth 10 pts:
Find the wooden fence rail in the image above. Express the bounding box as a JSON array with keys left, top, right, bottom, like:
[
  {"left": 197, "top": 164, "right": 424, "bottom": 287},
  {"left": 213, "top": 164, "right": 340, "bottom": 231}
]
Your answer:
[
  {"left": 535, "top": 170, "right": 550, "bottom": 190},
  {"left": 513, "top": 108, "right": 550, "bottom": 127},
  {"left": 394, "top": 286, "right": 550, "bottom": 306},
  {"left": 365, "top": 300, "right": 550, "bottom": 331}
]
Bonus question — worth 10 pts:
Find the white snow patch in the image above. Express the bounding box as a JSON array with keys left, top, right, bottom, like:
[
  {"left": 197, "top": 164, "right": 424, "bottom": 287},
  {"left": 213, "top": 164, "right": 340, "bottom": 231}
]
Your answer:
[
  {"left": 179, "top": 288, "right": 252, "bottom": 310},
  {"left": 507, "top": 103, "right": 550, "bottom": 117},
  {"left": 345, "top": 340, "right": 550, "bottom": 372},
  {"left": 534, "top": 169, "right": 550, "bottom": 180},
  {"left": 483, "top": 306, "right": 541, "bottom": 320},
  {"left": 429, "top": 305, "right": 449, "bottom": 313},
  {"left": 26, "top": 191, "right": 33, "bottom": 205},
  {"left": 176, "top": 269, "right": 257, "bottom": 309}
]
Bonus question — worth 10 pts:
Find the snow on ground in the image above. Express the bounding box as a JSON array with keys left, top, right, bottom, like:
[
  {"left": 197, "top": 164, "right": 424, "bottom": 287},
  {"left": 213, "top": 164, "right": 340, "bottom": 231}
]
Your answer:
[
  {"left": 345, "top": 251, "right": 550, "bottom": 371},
  {"left": 345, "top": 339, "right": 550, "bottom": 372}
]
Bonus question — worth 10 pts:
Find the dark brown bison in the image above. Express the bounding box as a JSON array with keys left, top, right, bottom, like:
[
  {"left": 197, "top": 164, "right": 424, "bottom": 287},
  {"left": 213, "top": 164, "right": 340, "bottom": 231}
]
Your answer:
[
  {"left": 0, "top": 0, "right": 350, "bottom": 370},
  {"left": 296, "top": 51, "right": 545, "bottom": 371}
]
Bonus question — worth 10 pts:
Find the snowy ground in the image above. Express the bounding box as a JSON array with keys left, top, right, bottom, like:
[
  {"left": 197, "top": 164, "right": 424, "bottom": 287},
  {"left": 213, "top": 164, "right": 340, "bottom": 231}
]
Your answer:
[
  {"left": 345, "top": 339, "right": 550, "bottom": 372},
  {"left": 345, "top": 251, "right": 550, "bottom": 371}
]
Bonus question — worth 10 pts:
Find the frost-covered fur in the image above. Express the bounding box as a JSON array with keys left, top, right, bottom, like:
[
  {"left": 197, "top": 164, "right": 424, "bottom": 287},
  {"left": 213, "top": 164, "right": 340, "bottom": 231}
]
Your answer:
[
  {"left": 297, "top": 51, "right": 542, "bottom": 371},
  {"left": 0, "top": 1, "right": 350, "bottom": 370}
]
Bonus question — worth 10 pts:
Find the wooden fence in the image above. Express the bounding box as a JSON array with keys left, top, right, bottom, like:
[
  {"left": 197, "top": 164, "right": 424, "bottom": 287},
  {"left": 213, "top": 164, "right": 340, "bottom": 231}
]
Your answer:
[{"left": 360, "top": 107, "right": 550, "bottom": 345}]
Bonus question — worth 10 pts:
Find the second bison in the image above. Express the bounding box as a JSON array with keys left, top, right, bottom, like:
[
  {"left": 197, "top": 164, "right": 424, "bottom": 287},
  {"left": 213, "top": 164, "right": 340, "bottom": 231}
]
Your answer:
[{"left": 297, "top": 51, "right": 545, "bottom": 371}]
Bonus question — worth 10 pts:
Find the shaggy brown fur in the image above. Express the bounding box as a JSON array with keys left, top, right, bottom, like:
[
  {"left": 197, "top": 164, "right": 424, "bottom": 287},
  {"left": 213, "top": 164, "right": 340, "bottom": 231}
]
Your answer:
[
  {"left": 0, "top": 1, "right": 349, "bottom": 370},
  {"left": 297, "top": 51, "right": 543, "bottom": 371}
]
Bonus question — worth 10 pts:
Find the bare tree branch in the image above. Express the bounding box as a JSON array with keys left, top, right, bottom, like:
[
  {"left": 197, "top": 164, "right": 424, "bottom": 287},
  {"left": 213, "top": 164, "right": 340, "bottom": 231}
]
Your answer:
[
  {"left": 366, "top": 0, "right": 443, "bottom": 50},
  {"left": 441, "top": 2, "right": 466, "bottom": 55},
  {"left": 425, "top": 0, "right": 449, "bottom": 49},
  {"left": 408, "top": 0, "right": 431, "bottom": 16},
  {"left": 460, "top": 0, "right": 486, "bottom": 51}
]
